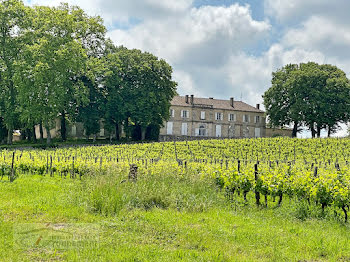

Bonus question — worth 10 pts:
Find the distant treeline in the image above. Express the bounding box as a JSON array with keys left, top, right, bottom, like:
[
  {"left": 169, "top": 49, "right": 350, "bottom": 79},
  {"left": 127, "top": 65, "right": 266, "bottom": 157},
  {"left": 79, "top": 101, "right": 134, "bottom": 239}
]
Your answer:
[{"left": 0, "top": 0, "right": 177, "bottom": 144}]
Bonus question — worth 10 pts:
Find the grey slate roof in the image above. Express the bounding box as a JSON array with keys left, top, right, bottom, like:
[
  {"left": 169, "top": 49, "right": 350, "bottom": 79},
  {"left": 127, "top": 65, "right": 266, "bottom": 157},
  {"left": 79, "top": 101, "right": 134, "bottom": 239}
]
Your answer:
[{"left": 171, "top": 96, "right": 264, "bottom": 113}]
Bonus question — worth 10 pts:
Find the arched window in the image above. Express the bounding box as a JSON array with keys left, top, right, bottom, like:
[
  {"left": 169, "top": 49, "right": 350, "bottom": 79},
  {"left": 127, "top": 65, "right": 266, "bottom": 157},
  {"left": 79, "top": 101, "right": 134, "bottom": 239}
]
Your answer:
[{"left": 199, "top": 125, "right": 206, "bottom": 136}]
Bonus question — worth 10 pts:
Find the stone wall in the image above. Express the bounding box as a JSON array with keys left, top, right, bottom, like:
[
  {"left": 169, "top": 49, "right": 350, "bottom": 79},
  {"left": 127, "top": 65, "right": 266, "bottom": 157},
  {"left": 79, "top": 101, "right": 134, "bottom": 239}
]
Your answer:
[{"left": 265, "top": 127, "right": 293, "bottom": 137}]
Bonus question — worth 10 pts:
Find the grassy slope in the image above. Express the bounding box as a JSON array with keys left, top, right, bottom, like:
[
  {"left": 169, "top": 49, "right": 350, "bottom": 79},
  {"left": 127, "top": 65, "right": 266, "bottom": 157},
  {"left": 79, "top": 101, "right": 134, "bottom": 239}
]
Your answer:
[{"left": 0, "top": 174, "right": 350, "bottom": 262}]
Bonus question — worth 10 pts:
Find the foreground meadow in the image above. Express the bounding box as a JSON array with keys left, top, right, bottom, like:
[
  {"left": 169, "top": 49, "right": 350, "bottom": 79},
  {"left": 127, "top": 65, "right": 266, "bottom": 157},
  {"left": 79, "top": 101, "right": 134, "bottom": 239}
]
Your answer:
[{"left": 1, "top": 138, "right": 350, "bottom": 261}]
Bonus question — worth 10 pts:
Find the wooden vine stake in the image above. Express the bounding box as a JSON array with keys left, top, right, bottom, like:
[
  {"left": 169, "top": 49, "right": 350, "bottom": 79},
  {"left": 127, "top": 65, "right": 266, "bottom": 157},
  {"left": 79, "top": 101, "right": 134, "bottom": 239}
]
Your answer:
[
  {"left": 129, "top": 164, "right": 138, "bottom": 182},
  {"left": 10, "top": 152, "right": 15, "bottom": 182},
  {"left": 254, "top": 163, "right": 260, "bottom": 206}
]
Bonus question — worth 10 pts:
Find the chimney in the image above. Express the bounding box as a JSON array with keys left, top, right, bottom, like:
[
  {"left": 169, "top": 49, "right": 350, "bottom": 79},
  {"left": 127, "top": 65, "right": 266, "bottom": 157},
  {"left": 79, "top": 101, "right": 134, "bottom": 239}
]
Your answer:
[
  {"left": 190, "top": 94, "right": 194, "bottom": 104},
  {"left": 185, "top": 95, "right": 189, "bottom": 104},
  {"left": 230, "top": 97, "right": 234, "bottom": 108},
  {"left": 209, "top": 97, "right": 214, "bottom": 99},
  {"left": 256, "top": 104, "right": 260, "bottom": 110}
]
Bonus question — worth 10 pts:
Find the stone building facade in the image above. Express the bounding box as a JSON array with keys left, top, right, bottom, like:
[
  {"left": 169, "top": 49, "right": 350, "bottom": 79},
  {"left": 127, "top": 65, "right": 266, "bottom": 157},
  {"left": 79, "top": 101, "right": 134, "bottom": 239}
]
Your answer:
[
  {"left": 159, "top": 95, "right": 267, "bottom": 141},
  {"left": 34, "top": 95, "right": 292, "bottom": 142}
]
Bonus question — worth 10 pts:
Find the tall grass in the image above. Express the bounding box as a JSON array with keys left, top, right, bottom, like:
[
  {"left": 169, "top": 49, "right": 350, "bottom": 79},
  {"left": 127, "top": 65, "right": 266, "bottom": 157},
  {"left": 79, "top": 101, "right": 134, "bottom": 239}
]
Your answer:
[{"left": 85, "top": 170, "right": 226, "bottom": 216}]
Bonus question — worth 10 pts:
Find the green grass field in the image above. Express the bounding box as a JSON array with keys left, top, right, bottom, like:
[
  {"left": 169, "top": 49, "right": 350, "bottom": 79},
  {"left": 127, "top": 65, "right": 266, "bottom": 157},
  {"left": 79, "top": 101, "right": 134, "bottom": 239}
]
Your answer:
[{"left": 1, "top": 170, "right": 349, "bottom": 261}]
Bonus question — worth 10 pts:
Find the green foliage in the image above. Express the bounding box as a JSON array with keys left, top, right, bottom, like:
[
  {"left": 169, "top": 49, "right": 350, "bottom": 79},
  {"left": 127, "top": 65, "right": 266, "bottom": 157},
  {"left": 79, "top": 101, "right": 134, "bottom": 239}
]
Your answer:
[
  {"left": 263, "top": 62, "right": 350, "bottom": 137},
  {"left": 103, "top": 47, "right": 177, "bottom": 140},
  {"left": 14, "top": 4, "right": 104, "bottom": 143},
  {"left": 0, "top": 0, "right": 29, "bottom": 143},
  {"left": 0, "top": 2, "right": 177, "bottom": 145},
  {"left": 1, "top": 156, "right": 350, "bottom": 261}
]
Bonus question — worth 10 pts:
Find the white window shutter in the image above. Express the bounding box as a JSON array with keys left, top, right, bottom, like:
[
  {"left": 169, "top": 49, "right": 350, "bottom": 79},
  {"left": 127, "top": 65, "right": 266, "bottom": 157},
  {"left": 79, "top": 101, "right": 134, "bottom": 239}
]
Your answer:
[
  {"left": 181, "top": 110, "right": 184, "bottom": 118},
  {"left": 182, "top": 123, "right": 187, "bottom": 135},
  {"left": 186, "top": 110, "right": 189, "bottom": 118},
  {"left": 221, "top": 113, "right": 223, "bottom": 120},
  {"left": 248, "top": 115, "right": 251, "bottom": 123},
  {"left": 195, "top": 128, "right": 199, "bottom": 136},
  {"left": 167, "top": 122, "right": 173, "bottom": 135},
  {"left": 234, "top": 114, "right": 237, "bottom": 121}
]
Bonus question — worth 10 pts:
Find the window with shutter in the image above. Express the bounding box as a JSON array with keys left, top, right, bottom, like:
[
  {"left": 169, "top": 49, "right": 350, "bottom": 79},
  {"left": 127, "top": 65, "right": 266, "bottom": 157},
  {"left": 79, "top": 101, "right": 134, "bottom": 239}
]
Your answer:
[
  {"left": 195, "top": 128, "right": 199, "bottom": 136},
  {"left": 181, "top": 123, "right": 188, "bottom": 135},
  {"left": 244, "top": 115, "right": 250, "bottom": 123},
  {"left": 255, "top": 116, "right": 260, "bottom": 123},
  {"left": 167, "top": 122, "right": 173, "bottom": 135},
  {"left": 181, "top": 110, "right": 189, "bottom": 118},
  {"left": 215, "top": 125, "right": 222, "bottom": 137},
  {"left": 199, "top": 125, "right": 206, "bottom": 136},
  {"left": 200, "top": 111, "right": 205, "bottom": 120},
  {"left": 215, "top": 112, "right": 222, "bottom": 120}
]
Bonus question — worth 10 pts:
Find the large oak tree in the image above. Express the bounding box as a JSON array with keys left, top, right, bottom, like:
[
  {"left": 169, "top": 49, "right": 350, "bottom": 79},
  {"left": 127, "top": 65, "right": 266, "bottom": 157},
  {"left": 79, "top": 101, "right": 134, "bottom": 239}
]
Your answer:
[{"left": 263, "top": 62, "right": 350, "bottom": 137}]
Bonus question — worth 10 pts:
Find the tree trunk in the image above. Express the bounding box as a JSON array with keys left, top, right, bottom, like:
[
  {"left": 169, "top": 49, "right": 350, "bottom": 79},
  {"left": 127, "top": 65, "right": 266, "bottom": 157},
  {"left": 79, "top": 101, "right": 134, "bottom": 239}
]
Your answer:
[
  {"left": 141, "top": 126, "right": 146, "bottom": 141},
  {"left": 32, "top": 126, "right": 37, "bottom": 143},
  {"left": 61, "top": 111, "right": 66, "bottom": 141},
  {"left": 124, "top": 118, "right": 129, "bottom": 140},
  {"left": 316, "top": 125, "right": 321, "bottom": 138},
  {"left": 25, "top": 128, "right": 31, "bottom": 141},
  {"left": 45, "top": 125, "right": 51, "bottom": 145},
  {"left": 7, "top": 128, "right": 13, "bottom": 145},
  {"left": 115, "top": 122, "right": 120, "bottom": 141},
  {"left": 292, "top": 122, "right": 298, "bottom": 138},
  {"left": 39, "top": 122, "right": 44, "bottom": 143},
  {"left": 328, "top": 126, "right": 332, "bottom": 137},
  {"left": 93, "top": 134, "right": 96, "bottom": 143},
  {"left": 311, "top": 124, "right": 316, "bottom": 138}
]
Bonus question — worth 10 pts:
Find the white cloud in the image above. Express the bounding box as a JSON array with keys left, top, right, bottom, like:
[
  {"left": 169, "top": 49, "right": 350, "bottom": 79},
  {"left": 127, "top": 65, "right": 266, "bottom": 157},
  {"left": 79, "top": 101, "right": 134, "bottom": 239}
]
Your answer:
[
  {"left": 108, "top": 4, "right": 270, "bottom": 65},
  {"left": 282, "top": 17, "right": 350, "bottom": 62},
  {"left": 264, "top": 0, "right": 350, "bottom": 23},
  {"left": 224, "top": 44, "right": 326, "bottom": 106},
  {"left": 26, "top": 0, "right": 194, "bottom": 26},
  {"left": 108, "top": 4, "right": 271, "bottom": 106}
]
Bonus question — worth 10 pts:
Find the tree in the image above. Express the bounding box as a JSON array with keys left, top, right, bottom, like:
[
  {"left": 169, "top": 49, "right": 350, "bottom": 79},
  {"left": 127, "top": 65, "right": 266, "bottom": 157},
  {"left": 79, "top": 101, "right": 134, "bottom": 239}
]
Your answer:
[
  {"left": 263, "top": 64, "right": 302, "bottom": 137},
  {"left": 15, "top": 4, "right": 106, "bottom": 144},
  {"left": 0, "top": 0, "right": 28, "bottom": 144},
  {"left": 103, "top": 47, "right": 177, "bottom": 141},
  {"left": 77, "top": 58, "right": 107, "bottom": 141},
  {"left": 264, "top": 62, "right": 350, "bottom": 138},
  {"left": 301, "top": 63, "right": 350, "bottom": 137},
  {"left": 58, "top": 4, "right": 106, "bottom": 141}
]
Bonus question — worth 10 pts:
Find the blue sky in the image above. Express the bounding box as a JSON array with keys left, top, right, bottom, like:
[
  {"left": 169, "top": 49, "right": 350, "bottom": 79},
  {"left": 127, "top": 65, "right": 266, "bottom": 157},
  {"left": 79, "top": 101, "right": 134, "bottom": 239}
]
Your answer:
[{"left": 25, "top": 0, "right": 350, "bottom": 136}]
